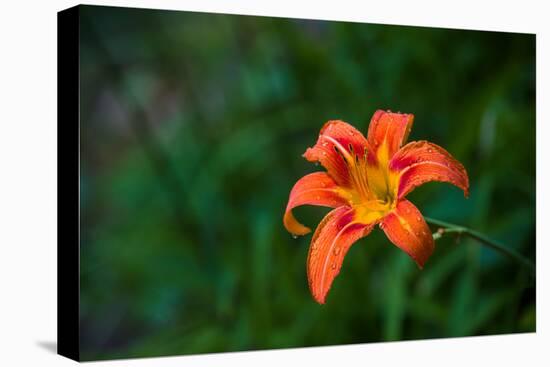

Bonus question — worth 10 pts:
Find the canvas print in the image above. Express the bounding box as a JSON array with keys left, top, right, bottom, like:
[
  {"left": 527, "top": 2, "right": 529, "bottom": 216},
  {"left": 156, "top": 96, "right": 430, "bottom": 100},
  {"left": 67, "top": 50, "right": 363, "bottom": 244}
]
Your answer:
[{"left": 60, "top": 4, "right": 536, "bottom": 361}]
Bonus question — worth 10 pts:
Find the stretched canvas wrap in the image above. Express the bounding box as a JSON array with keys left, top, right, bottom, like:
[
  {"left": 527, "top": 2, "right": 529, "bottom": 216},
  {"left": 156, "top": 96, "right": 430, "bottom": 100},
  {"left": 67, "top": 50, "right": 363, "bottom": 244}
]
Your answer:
[{"left": 58, "top": 4, "right": 536, "bottom": 362}]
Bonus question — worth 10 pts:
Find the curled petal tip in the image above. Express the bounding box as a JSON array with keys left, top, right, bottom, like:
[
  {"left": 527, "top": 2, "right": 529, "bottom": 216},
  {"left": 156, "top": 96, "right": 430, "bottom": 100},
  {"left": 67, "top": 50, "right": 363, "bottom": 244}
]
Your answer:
[
  {"left": 314, "top": 295, "right": 326, "bottom": 305},
  {"left": 284, "top": 211, "right": 311, "bottom": 236},
  {"left": 295, "top": 228, "right": 312, "bottom": 236},
  {"left": 415, "top": 257, "right": 427, "bottom": 269},
  {"left": 283, "top": 172, "right": 349, "bottom": 237}
]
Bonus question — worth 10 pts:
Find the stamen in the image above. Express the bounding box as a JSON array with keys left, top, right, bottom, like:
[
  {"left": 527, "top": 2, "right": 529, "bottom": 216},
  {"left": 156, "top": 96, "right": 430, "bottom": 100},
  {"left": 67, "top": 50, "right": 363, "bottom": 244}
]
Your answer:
[
  {"left": 322, "top": 135, "right": 374, "bottom": 203},
  {"left": 324, "top": 135, "right": 354, "bottom": 163},
  {"left": 333, "top": 145, "right": 346, "bottom": 163}
]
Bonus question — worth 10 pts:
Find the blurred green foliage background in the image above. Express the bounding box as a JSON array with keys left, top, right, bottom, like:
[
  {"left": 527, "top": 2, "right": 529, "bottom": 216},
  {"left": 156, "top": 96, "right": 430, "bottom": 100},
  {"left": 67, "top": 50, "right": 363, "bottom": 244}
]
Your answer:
[{"left": 78, "top": 5, "right": 535, "bottom": 361}]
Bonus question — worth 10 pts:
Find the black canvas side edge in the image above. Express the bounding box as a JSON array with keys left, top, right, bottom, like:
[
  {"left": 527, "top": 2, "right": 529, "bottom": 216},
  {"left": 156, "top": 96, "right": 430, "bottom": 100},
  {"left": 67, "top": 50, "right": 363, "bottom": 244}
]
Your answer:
[{"left": 57, "top": 5, "right": 80, "bottom": 362}]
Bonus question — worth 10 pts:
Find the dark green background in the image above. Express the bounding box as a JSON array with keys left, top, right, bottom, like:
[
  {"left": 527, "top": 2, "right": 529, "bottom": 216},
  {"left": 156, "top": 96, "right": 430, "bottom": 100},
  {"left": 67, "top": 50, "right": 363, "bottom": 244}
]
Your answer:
[{"left": 79, "top": 5, "right": 535, "bottom": 361}]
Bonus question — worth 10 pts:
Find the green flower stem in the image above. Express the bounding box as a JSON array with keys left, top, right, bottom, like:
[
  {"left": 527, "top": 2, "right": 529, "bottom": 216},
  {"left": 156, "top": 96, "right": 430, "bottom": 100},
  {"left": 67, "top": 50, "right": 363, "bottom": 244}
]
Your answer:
[{"left": 424, "top": 217, "right": 535, "bottom": 275}]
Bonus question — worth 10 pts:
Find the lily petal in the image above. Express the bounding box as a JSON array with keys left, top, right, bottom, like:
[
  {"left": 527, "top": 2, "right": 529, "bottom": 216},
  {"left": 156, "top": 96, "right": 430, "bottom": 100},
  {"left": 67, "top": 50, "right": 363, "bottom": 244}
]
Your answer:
[
  {"left": 284, "top": 172, "right": 350, "bottom": 236},
  {"left": 380, "top": 200, "right": 434, "bottom": 268},
  {"left": 367, "top": 110, "right": 414, "bottom": 164},
  {"left": 303, "top": 120, "right": 368, "bottom": 188},
  {"left": 307, "top": 206, "right": 375, "bottom": 304},
  {"left": 390, "top": 140, "right": 469, "bottom": 199}
]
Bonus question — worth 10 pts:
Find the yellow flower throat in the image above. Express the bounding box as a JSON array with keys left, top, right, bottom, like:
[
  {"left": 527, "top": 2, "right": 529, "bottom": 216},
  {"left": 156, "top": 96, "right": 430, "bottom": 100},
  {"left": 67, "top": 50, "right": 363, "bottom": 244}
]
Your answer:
[{"left": 334, "top": 140, "right": 399, "bottom": 223}]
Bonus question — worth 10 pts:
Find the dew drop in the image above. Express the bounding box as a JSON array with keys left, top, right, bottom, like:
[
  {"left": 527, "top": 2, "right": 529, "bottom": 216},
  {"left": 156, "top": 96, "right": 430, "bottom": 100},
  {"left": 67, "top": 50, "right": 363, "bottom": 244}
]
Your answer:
[
  {"left": 292, "top": 234, "right": 298, "bottom": 239},
  {"left": 322, "top": 141, "right": 328, "bottom": 147},
  {"left": 331, "top": 263, "right": 337, "bottom": 270},
  {"left": 428, "top": 148, "right": 433, "bottom": 153},
  {"left": 322, "top": 151, "right": 327, "bottom": 156},
  {"left": 349, "top": 131, "right": 355, "bottom": 136},
  {"left": 333, "top": 247, "right": 341, "bottom": 256},
  {"left": 416, "top": 216, "right": 422, "bottom": 222}
]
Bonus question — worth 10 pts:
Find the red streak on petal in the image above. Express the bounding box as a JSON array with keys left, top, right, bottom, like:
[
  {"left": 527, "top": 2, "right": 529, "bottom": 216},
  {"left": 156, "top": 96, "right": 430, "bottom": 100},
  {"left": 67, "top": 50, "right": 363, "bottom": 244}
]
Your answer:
[
  {"left": 307, "top": 206, "right": 375, "bottom": 304},
  {"left": 390, "top": 141, "right": 469, "bottom": 199}
]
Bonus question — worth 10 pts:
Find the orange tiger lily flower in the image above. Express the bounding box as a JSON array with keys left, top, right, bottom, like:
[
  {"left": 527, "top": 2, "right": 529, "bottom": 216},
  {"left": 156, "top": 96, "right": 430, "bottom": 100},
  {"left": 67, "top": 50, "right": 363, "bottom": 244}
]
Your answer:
[{"left": 284, "top": 110, "right": 469, "bottom": 304}]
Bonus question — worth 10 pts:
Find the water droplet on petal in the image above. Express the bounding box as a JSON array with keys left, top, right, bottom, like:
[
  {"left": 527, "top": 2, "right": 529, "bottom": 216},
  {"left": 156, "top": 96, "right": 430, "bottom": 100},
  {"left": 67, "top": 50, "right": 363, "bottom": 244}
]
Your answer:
[
  {"left": 322, "top": 151, "right": 327, "bottom": 156},
  {"left": 333, "top": 247, "right": 341, "bottom": 256},
  {"left": 292, "top": 234, "right": 298, "bottom": 239},
  {"left": 428, "top": 148, "right": 433, "bottom": 153},
  {"left": 349, "top": 131, "right": 355, "bottom": 136},
  {"left": 322, "top": 141, "right": 328, "bottom": 147},
  {"left": 416, "top": 216, "right": 422, "bottom": 222},
  {"left": 331, "top": 263, "right": 337, "bottom": 270}
]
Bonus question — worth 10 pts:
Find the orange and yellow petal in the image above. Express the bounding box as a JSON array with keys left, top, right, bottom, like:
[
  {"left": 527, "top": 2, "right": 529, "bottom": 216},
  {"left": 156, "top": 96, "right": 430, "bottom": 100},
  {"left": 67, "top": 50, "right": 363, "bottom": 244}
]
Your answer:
[
  {"left": 390, "top": 140, "right": 469, "bottom": 199},
  {"left": 284, "top": 172, "right": 351, "bottom": 236},
  {"left": 380, "top": 200, "right": 434, "bottom": 268},
  {"left": 367, "top": 110, "right": 414, "bottom": 164},
  {"left": 364, "top": 111, "right": 413, "bottom": 200},
  {"left": 303, "top": 120, "right": 369, "bottom": 188},
  {"left": 307, "top": 206, "right": 375, "bottom": 304}
]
